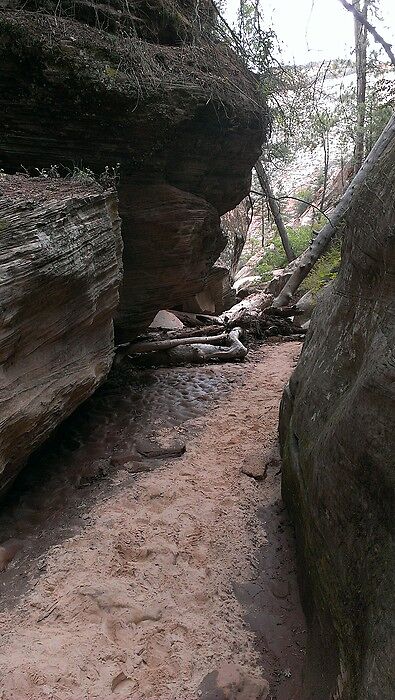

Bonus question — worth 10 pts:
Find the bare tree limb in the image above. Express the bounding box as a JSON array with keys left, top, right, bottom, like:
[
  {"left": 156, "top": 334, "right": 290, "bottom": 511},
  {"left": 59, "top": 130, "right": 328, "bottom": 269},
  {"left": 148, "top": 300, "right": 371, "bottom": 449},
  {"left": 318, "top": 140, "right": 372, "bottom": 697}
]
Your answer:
[
  {"left": 250, "top": 191, "right": 333, "bottom": 223},
  {"left": 209, "top": 0, "right": 246, "bottom": 52},
  {"left": 275, "top": 196, "right": 332, "bottom": 224},
  {"left": 339, "top": 0, "right": 395, "bottom": 66}
]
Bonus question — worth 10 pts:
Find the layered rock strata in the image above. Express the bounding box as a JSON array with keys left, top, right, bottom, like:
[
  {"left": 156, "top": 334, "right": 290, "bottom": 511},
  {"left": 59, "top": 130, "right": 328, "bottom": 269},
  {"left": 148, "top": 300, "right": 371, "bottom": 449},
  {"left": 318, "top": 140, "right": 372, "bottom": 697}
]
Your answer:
[
  {"left": 0, "top": 1, "right": 267, "bottom": 337},
  {"left": 0, "top": 175, "right": 122, "bottom": 494}
]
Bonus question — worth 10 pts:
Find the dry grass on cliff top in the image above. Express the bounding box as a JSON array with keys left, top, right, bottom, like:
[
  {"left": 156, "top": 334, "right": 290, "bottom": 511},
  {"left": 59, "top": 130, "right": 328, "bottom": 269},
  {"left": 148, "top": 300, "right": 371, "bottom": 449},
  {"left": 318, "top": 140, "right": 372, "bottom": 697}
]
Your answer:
[
  {"left": 0, "top": 173, "right": 105, "bottom": 204},
  {"left": 0, "top": 7, "right": 268, "bottom": 124},
  {"left": 5, "top": 0, "right": 215, "bottom": 42}
]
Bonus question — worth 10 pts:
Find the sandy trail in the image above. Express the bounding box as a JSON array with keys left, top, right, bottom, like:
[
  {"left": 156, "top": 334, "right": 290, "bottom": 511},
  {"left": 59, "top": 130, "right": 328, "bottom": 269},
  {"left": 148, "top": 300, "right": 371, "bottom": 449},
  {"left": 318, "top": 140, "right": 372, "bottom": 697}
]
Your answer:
[{"left": 0, "top": 342, "right": 305, "bottom": 700}]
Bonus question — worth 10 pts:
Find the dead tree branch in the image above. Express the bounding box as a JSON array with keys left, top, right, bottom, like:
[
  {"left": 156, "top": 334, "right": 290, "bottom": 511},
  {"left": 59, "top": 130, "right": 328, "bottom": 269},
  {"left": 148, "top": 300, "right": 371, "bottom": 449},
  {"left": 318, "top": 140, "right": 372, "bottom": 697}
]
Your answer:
[
  {"left": 129, "top": 328, "right": 248, "bottom": 366},
  {"left": 250, "top": 190, "right": 332, "bottom": 223},
  {"left": 339, "top": 0, "right": 395, "bottom": 66}
]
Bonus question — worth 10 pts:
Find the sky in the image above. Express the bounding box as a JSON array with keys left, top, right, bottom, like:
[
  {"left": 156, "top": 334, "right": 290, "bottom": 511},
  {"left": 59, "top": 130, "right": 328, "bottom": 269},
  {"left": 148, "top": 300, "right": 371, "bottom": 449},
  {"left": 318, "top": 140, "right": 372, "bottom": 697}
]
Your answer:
[{"left": 224, "top": 0, "right": 395, "bottom": 65}]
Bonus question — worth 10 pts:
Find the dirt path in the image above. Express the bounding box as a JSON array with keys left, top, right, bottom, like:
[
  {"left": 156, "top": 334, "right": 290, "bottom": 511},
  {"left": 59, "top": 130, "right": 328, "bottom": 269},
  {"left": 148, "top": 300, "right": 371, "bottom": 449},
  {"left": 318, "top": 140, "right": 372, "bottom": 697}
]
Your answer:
[{"left": 0, "top": 342, "right": 305, "bottom": 700}]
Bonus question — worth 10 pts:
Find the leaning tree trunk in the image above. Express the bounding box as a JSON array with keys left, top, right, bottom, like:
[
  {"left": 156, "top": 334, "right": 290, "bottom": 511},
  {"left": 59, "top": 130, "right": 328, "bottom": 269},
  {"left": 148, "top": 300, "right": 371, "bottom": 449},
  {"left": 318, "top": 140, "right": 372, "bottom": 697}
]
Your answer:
[
  {"left": 353, "top": 0, "right": 368, "bottom": 175},
  {"left": 273, "top": 112, "right": 395, "bottom": 308},
  {"left": 255, "top": 159, "right": 296, "bottom": 262}
]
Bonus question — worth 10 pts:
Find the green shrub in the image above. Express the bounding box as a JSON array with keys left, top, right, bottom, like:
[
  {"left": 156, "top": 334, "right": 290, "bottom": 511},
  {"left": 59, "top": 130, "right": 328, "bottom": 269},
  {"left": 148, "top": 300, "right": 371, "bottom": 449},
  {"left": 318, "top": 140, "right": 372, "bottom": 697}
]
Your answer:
[
  {"left": 257, "top": 225, "right": 314, "bottom": 281},
  {"left": 301, "top": 241, "right": 342, "bottom": 295},
  {"left": 257, "top": 222, "right": 341, "bottom": 294}
]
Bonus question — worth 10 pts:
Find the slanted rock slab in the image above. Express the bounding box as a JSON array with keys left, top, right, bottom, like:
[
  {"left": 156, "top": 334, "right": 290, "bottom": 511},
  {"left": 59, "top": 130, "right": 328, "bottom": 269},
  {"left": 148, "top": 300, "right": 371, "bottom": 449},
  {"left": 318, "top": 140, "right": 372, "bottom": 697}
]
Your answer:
[
  {"left": 0, "top": 175, "right": 122, "bottom": 495},
  {"left": 279, "top": 115, "right": 395, "bottom": 698}
]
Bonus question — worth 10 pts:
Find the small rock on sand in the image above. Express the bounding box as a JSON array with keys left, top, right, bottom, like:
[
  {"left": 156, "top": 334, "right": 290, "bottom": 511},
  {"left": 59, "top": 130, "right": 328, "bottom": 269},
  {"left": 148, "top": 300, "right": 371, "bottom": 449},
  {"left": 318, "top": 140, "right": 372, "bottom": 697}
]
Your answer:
[
  {"left": 135, "top": 437, "right": 186, "bottom": 459},
  {"left": 198, "top": 662, "right": 270, "bottom": 699},
  {"left": 241, "top": 454, "right": 267, "bottom": 481}
]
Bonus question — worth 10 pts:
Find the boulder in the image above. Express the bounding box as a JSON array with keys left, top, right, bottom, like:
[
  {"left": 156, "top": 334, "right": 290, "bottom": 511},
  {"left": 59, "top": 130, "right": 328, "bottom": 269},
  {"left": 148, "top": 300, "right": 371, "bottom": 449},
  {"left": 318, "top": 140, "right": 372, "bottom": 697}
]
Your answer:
[
  {"left": 149, "top": 310, "right": 184, "bottom": 330},
  {"left": 279, "top": 126, "right": 395, "bottom": 697},
  {"left": 0, "top": 175, "right": 122, "bottom": 495},
  {"left": 0, "top": 2, "right": 267, "bottom": 338}
]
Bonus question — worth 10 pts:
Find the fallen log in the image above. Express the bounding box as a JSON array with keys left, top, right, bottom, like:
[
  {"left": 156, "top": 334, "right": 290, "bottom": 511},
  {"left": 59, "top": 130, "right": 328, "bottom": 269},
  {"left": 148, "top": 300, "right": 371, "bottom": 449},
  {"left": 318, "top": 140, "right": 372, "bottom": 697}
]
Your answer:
[
  {"left": 220, "top": 291, "right": 273, "bottom": 327},
  {"left": 128, "top": 328, "right": 248, "bottom": 366},
  {"left": 143, "top": 325, "right": 225, "bottom": 342},
  {"left": 127, "top": 331, "right": 230, "bottom": 354}
]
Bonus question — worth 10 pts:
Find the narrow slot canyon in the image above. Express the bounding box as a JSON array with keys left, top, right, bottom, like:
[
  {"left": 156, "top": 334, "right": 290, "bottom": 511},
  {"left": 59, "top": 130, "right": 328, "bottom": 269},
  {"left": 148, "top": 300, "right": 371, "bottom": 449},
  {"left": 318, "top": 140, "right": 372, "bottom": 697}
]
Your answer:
[
  {"left": 0, "top": 1, "right": 393, "bottom": 699},
  {"left": 1, "top": 343, "right": 306, "bottom": 699}
]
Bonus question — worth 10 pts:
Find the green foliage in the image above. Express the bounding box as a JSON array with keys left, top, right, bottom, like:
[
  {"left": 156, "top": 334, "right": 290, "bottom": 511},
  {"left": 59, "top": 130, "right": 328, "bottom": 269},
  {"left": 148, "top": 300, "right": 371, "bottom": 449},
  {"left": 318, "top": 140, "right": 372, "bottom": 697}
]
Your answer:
[
  {"left": 301, "top": 242, "right": 342, "bottom": 295},
  {"left": 365, "top": 102, "right": 392, "bottom": 152},
  {"left": 258, "top": 222, "right": 340, "bottom": 295},
  {"left": 257, "top": 225, "right": 313, "bottom": 281},
  {"left": 315, "top": 171, "right": 324, "bottom": 189},
  {"left": 236, "top": 0, "right": 275, "bottom": 74}
]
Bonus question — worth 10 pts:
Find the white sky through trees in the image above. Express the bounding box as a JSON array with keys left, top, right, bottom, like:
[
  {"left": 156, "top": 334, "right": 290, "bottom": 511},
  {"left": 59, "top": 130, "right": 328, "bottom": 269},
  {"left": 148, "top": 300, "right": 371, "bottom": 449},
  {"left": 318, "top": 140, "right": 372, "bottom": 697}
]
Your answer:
[{"left": 224, "top": 0, "right": 395, "bottom": 65}]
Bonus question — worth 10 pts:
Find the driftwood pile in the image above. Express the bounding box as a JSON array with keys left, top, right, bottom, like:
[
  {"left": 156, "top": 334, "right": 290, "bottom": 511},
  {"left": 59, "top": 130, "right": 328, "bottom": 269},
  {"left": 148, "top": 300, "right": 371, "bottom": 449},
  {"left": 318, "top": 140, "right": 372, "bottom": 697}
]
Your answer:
[{"left": 121, "top": 306, "right": 305, "bottom": 368}]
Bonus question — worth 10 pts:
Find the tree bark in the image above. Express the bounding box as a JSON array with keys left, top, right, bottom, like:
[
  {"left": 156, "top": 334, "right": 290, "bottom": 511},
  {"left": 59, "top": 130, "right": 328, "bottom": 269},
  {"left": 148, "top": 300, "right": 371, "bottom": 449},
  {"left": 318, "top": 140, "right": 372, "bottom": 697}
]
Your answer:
[
  {"left": 319, "top": 127, "right": 330, "bottom": 212},
  {"left": 272, "top": 113, "right": 395, "bottom": 307},
  {"left": 220, "top": 289, "right": 274, "bottom": 326},
  {"left": 354, "top": 0, "right": 368, "bottom": 175},
  {"left": 255, "top": 159, "right": 296, "bottom": 262}
]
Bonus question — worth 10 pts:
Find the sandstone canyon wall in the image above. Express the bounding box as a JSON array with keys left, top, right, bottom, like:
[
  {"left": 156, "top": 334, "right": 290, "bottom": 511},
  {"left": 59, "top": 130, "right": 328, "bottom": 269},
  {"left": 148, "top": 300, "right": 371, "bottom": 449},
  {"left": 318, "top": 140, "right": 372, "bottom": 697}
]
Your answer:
[
  {"left": 279, "top": 121, "right": 395, "bottom": 698},
  {"left": 0, "top": 175, "right": 122, "bottom": 495},
  {"left": 0, "top": 2, "right": 265, "bottom": 490},
  {"left": 0, "top": 0, "right": 267, "bottom": 338}
]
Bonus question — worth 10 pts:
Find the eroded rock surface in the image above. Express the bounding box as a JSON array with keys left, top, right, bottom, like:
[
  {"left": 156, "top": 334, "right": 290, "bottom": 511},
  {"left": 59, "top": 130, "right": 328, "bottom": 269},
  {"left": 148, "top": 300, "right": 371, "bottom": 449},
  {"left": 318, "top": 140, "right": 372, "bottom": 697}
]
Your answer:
[
  {"left": 0, "top": 175, "right": 122, "bottom": 494},
  {"left": 183, "top": 265, "right": 236, "bottom": 315},
  {"left": 279, "top": 125, "right": 395, "bottom": 697},
  {"left": 116, "top": 183, "right": 224, "bottom": 337},
  {"left": 0, "top": 1, "right": 267, "bottom": 337}
]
